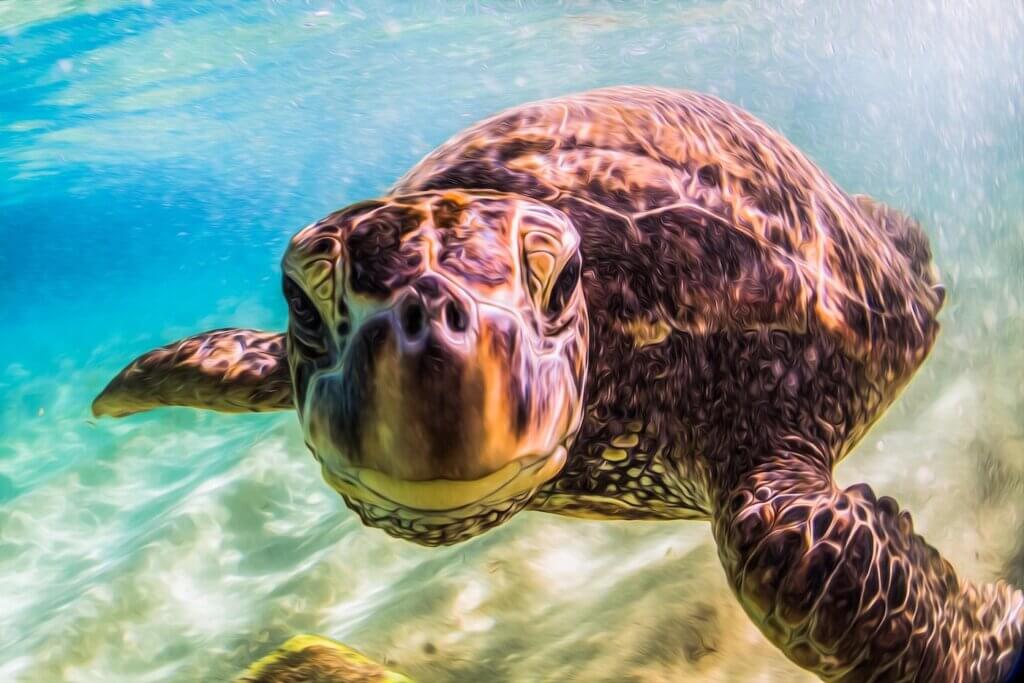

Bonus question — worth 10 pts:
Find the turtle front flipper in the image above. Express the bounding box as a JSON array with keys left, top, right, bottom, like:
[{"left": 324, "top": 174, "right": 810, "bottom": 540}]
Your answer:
[
  {"left": 92, "top": 328, "right": 292, "bottom": 417},
  {"left": 713, "top": 452, "right": 1023, "bottom": 681}
]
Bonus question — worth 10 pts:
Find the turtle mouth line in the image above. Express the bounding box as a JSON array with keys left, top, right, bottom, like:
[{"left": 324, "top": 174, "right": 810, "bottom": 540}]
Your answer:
[{"left": 320, "top": 446, "right": 567, "bottom": 515}]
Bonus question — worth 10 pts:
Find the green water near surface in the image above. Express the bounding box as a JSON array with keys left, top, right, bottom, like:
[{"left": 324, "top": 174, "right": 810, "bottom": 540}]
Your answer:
[{"left": 1, "top": 1, "right": 1022, "bottom": 681}]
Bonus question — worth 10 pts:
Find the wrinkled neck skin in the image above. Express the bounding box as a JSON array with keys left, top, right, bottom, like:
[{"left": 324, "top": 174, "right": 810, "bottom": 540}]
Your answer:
[{"left": 530, "top": 298, "right": 885, "bottom": 523}]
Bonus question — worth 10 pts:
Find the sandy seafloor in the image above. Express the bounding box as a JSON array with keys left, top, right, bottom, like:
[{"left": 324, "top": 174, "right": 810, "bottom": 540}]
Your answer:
[{"left": 1, "top": 2, "right": 1022, "bottom": 681}]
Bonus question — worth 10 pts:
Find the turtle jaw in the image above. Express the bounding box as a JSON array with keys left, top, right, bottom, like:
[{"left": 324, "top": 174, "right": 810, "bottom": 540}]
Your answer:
[
  {"left": 298, "top": 300, "right": 586, "bottom": 544},
  {"left": 321, "top": 445, "right": 568, "bottom": 546}
]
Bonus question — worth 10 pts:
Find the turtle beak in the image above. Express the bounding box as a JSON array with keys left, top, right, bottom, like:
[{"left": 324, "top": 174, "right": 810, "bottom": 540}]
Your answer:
[{"left": 305, "top": 273, "right": 566, "bottom": 487}]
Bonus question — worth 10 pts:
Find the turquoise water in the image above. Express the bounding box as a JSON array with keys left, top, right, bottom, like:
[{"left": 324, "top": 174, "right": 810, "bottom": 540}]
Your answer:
[{"left": 1, "top": 2, "right": 1022, "bottom": 681}]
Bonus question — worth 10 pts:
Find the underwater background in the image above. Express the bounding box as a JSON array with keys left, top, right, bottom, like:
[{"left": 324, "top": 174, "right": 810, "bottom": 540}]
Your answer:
[{"left": 1, "top": 1, "right": 1022, "bottom": 681}]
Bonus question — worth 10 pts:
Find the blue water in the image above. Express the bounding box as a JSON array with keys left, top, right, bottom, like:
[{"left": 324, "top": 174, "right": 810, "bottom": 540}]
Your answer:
[{"left": 1, "top": 2, "right": 1022, "bottom": 681}]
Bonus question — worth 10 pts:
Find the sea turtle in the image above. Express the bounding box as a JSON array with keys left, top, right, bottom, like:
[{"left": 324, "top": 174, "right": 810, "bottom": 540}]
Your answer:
[{"left": 93, "top": 87, "right": 1023, "bottom": 681}]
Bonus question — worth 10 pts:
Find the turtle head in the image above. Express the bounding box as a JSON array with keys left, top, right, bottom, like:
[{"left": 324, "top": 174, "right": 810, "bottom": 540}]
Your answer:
[{"left": 282, "top": 191, "right": 588, "bottom": 545}]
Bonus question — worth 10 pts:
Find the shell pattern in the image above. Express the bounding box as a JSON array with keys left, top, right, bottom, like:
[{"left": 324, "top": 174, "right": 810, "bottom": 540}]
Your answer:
[{"left": 385, "top": 87, "right": 1019, "bottom": 681}]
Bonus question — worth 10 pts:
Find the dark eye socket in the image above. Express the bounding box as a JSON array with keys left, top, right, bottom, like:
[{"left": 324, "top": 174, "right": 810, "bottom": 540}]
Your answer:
[
  {"left": 283, "top": 277, "right": 318, "bottom": 326},
  {"left": 546, "top": 252, "right": 581, "bottom": 316},
  {"left": 283, "top": 277, "right": 328, "bottom": 356}
]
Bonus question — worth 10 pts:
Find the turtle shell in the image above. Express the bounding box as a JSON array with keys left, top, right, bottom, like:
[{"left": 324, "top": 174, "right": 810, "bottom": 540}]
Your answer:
[{"left": 391, "top": 86, "right": 944, "bottom": 382}]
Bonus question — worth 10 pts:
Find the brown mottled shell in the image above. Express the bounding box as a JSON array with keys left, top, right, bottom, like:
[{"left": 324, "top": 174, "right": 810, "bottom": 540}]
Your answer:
[{"left": 392, "top": 86, "right": 944, "bottom": 371}]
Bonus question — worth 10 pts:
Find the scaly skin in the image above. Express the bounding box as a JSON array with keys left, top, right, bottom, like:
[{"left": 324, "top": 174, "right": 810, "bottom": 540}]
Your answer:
[
  {"left": 92, "top": 329, "right": 290, "bottom": 417},
  {"left": 715, "top": 453, "right": 1024, "bottom": 681},
  {"left": 95, "top": 87, "right": 1022, "bottom": 680}
]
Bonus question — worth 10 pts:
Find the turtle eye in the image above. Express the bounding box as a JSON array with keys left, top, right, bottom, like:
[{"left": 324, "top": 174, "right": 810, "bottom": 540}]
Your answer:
[
  {"left": 283, "top": 277, "right": 328, "bottom": 357},
  {"left": 546, "top": 252, "right": 581, "bottom": 317}
]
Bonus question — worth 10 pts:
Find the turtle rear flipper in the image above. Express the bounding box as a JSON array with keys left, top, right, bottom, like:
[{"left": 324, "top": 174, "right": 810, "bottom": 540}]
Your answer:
[
  {"left": 92, "top": 328, "right": 292, "bottom": 417},
  {"left": 237, "top": 634, "right": 413, "bottom": 683},
  {"left": 854, "top": 193, "right": 946, "bottom": 307},
  {"left": 714, "top": 452, "right": 1024, "bottom": 681}
]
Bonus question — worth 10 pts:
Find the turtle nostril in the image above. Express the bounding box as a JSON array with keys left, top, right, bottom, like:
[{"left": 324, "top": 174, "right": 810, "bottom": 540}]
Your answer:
[
  {"left": 444, "top": 299, "right": 468, "bottom": 333},
  {"left": 401, "top": 299, "right": 426, "bottom": 339}
]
